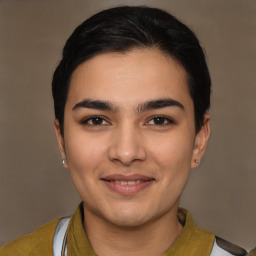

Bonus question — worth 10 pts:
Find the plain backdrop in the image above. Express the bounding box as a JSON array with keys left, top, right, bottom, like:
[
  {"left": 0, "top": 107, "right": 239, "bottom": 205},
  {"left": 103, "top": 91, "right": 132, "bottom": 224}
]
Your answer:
[{"left": 0, "top": 0, "right": 255, "bottom": 250}]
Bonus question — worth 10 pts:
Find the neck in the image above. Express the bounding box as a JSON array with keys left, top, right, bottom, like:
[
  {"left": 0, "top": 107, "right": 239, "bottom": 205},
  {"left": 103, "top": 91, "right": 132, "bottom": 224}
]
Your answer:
[{"left": 83, "top": 205, "right": 183, "bottom": 256}]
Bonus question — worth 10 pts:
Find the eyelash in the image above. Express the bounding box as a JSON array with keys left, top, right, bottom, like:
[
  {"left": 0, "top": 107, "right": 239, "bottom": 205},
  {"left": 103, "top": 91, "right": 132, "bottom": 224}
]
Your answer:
[{"left": 80, "top": 115, "right": 174, "bottom": 127}]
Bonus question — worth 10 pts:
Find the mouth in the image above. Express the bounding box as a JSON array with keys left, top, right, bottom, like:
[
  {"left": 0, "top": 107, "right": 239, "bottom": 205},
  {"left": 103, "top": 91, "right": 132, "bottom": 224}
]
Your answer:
[{"left": 101, "top": 174, "right": 155, "bottom": 195}]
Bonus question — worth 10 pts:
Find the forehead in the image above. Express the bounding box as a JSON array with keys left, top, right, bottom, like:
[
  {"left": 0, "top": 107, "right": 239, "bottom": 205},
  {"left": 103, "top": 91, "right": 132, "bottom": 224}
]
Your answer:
[{"left": 67, "top": 48, "right": 192, "bottom": 109}]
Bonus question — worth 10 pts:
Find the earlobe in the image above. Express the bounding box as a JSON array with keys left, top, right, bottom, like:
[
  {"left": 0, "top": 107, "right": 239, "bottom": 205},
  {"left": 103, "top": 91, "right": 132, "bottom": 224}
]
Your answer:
[
  {"left": 191, "top": 114, "right": 210, "bottom": 169},
  {"left": 54, "top": 119, "right": 68, "bottom": 168}
]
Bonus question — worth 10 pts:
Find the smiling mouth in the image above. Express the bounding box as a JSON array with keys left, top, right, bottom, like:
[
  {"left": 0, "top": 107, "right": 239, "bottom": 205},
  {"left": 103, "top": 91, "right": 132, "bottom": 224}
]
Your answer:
[
  {"left": 101, "top": 175, "right": 155, "bottom": 195},
  {"left": 112, "top": 180, "right": 143, "bottom": 185}
]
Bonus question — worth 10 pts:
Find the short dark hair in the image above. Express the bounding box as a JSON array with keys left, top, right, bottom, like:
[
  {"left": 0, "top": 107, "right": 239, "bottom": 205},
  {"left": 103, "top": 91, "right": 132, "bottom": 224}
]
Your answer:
[{"left": 52, "top": 6, "right": 211, "bottom": 136}]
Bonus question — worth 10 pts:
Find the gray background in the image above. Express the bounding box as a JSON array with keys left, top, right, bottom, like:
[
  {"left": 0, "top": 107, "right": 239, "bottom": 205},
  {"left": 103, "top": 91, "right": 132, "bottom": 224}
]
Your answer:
[{"left": 1, "top": 0, "right": 255, "bottom": 250}]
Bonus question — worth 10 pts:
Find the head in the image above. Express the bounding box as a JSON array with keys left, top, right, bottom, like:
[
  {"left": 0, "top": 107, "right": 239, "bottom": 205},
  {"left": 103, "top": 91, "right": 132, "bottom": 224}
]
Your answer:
[
  {"left": 52, "top": 6, "right": 211, "bottom": 137},
  {"left": 52, "top": 6, "right": 211, "bottom": 228}
]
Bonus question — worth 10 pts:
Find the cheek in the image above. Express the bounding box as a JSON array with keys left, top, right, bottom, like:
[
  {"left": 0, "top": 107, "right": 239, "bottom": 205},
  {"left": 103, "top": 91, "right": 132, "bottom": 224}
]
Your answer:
[
  {"left": 64, "top": 132, "right": 107, "bottom": 176},
  {"left": 147, "top": 131, "right": 195, "bottom": 169},
  {"left": 150, "top": 134, "right": 194, "bottom": 199},
  {"left": 63, "top": 134, "right": 108, "bottom": 202}
]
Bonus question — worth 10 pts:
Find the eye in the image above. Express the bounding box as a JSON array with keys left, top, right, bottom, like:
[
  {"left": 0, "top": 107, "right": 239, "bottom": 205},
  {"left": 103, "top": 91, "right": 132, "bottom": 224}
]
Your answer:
[
  {"left": 81, "top": 116, "right": 110, "bottom": 126},
  {"left": 146, "top": 116, "right": 174, "bottom": 126}
]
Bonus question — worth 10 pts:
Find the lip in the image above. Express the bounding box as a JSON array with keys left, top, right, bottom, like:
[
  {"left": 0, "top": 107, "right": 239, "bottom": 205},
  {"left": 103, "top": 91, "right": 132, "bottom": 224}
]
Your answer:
[{"left": 101, "top": 174, "right": 155, "bottom": 195}]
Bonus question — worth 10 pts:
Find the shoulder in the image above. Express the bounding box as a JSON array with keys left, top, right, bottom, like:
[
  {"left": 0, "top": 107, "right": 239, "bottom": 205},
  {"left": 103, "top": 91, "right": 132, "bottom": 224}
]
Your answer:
[
  {"left": 0, "top": 218, "right": 61, "bottom": 256},
  {"left": 178, "top": 208, "right": 248, "bottom": 256}
]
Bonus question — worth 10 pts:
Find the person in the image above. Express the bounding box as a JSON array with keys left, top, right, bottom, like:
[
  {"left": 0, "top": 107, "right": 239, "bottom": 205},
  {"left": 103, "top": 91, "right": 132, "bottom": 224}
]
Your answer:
[{"left": 0, "top": 5, "right": 254, "bottom": 256}]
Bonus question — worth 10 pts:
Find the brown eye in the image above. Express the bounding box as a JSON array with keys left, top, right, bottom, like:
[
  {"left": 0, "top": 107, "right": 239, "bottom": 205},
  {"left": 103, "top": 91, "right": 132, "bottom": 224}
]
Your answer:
[
  {"left": 153, "top": 117, "right": 166, "bottom": 125},
  {"left": 81, "top": 116, "right": 109, "bottom": 126},
  {"left": 147, "top": 116, "right": 174, "bottom": 126},
  {"left": 90, "top": 117, "right": 104, "bottom": 125}
]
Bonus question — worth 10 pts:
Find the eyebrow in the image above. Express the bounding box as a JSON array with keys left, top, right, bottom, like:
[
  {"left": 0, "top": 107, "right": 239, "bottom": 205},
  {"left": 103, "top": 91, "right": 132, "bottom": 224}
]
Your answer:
[
  {"left": 72, "top": 99, "right": 119, "bottom": 112},
  {"left": 72, "top": 98, "right": 184, "bottom": 113},
  {"left": 136, "top": 98, "right": 184, "bottom": 113}
]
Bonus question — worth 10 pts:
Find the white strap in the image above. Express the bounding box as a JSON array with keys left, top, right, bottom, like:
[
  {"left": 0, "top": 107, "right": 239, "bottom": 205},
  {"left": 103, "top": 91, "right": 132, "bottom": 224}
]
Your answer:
[
  {"left": 53, "top": 217, "right": 71, "bottom": 256},
  {"left": 210, "top": 239, "right": 238, "bottom": 256}
]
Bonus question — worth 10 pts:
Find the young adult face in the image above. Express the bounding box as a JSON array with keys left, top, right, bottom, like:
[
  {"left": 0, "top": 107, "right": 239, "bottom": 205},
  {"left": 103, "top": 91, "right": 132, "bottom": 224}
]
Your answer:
[{"left": 55, "top": 48, "right": 210, "bottom": 227}]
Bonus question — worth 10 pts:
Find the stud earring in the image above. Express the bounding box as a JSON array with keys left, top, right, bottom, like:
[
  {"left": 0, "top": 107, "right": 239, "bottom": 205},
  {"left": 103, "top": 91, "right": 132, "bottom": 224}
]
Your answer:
[
  {"left": 62, "top": 159, "right": 67, "bottom": 165},
  {"left": 195, "top": 159, "right": 200, "bottom": 163}
]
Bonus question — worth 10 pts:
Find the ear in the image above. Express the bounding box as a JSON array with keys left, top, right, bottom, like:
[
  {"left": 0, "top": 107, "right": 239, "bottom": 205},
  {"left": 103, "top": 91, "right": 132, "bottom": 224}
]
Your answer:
[
  {"left": 54, "top": 119, "right": 68, "bottom": 168},
  {"left": 191, "top": 114, "right": 210, "bottom": 169}
]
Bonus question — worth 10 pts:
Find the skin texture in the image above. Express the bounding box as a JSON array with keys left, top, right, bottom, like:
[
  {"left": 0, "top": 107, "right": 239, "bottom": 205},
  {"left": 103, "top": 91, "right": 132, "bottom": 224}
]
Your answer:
[{"left": 55, "top": 48, "right": 210, "bottom": 256}]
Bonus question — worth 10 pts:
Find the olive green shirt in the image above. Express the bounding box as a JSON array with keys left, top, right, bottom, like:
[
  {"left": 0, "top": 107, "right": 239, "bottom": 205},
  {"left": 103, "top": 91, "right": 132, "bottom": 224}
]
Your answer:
[{"left": 0, "top": 205, "right": 216, "bottom": 256}]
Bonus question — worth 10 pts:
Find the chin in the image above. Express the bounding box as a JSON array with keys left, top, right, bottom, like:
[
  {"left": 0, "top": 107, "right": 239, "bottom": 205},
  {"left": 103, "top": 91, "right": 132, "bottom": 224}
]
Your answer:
[
  {"left": 105, "top": 206, "right": 154, "bottom": 228},
  {"left": 109, "top": 215, "right": 149, "bottom": 228}
]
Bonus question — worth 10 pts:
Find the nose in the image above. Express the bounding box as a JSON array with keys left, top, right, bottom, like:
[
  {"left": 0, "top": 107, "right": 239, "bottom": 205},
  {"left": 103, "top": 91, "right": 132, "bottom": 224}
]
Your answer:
[{"left": 107, "top": 123, "right": 147, "bottom": 166}]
